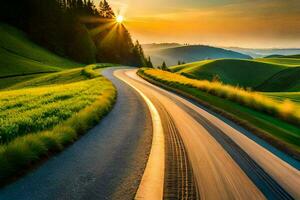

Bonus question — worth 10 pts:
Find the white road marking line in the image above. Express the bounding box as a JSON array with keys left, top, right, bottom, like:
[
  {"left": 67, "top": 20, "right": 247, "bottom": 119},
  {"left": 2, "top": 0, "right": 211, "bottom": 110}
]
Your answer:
[{"left": 115, "top": 70, "right": 165, "bottom": 200}]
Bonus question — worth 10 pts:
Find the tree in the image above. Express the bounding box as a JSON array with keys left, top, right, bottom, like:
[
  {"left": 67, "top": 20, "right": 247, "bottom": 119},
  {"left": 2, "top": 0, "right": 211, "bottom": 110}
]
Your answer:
[
  {"left": 178, "top": 61, "right": 181, "bottom": 65},
  {"left": 131, "top": 40, "right": 147, "bottom": 67},
  {"left": 0, "top": 0, "right": 147, "bottom": 66},
  {"left": 99, "top": 0, "right": 115, "bottom": 18},
  {"left": 147, "top": 57, "right": 153, "bottom": 68},
  {"left": 161, "top": 61, "right": 168, "bottom": 71}
]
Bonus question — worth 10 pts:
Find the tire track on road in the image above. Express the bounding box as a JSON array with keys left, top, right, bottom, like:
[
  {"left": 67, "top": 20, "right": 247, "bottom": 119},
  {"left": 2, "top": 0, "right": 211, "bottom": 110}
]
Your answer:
[
  {"left": 169, "top": 95, "right": 294, "bottom": 200},
  {"left": 153, "top": 100, "right": 199, "bottom": 200}
]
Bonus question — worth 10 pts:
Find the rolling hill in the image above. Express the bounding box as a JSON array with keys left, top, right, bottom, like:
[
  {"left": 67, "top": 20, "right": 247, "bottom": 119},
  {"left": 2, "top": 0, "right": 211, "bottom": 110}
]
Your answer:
[
  {"left": 264, "top": 54, "right": 284, "bottom": 58},
  {"left": 0, "top": 23, "right": 81, "bottom": 78},
  {"left": 264, "top": 54, "right": 300, "bottom": 59},
  {"left": 282, "top": 54, "right": 300, "bottom": 59},
  {"left": 256, "top": 67, "right": 300, "bottom": 92},
  {"left": 255, "top": 58, "right": 300, "bottom": 66},
  {"left": 171, "top": 59, "right": 289, "bottom": 88},
  {"left": 145, "top": 45, "right": 252, "bottom": 66}
]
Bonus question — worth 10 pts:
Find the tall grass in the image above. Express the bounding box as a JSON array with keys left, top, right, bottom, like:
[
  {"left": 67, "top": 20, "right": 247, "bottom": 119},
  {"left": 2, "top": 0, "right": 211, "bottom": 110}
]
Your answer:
[
  {"left": 139, "top": 68, "right": 300, "bottom": 127},
  {"left": 0, "top": 68, "right": 116, "bottom": 180},
  {"left": 0, "top": 78, "right": 110, "bottom": 143}
]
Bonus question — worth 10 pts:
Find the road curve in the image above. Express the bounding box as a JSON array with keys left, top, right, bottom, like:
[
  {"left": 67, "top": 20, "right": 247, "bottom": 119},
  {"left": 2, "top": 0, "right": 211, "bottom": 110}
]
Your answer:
[
  {"left": 0, "top": 68, "right": 153, "bottom": 200},
  {"left": 116, "top": 69, "right": 300, "bottom": 200},
  {"left": 0, "top": 67, "right": 299, "bottom": 200}
]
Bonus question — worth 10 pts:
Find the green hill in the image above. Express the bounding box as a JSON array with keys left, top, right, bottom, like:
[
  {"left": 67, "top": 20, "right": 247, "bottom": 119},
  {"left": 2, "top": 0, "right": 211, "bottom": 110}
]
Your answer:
[
  {"left": 0, "top": 23, "right": 81, "bottom": 78},
  {"left": 264, "top": 54, "right": 284, "bottom": 58},
  {"left": 173, "top": 59, "right": 288, "bottom": 88},
  {"left": 256, "top": 67, "right": 300, "bottom": 92},
  {"left": 145, "top": 45, "right": 252, "bottom": 66},
  {"left": 282, "top": 54, "right": 300, "bottom": 59},
  {"left": 256, "top": 58, "right": 300, "bottom": 66},
  {"left": 264, "top": 54, "right": 300, "bottom": 59},
  {"left": 169, "top": 60, "right": 215, "bottom": 73}
]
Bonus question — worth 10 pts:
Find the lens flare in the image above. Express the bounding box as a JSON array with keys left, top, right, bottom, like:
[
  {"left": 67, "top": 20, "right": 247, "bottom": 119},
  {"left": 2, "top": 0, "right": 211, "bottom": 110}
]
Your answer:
[{"left": 116, "top": 15, "right": 124, "bottom": 23}]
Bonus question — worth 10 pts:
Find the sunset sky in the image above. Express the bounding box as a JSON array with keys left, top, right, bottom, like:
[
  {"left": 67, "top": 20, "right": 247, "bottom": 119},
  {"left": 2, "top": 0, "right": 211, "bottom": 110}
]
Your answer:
[{"left": 94, "top": 0, "right": 300, "bottom": 48}]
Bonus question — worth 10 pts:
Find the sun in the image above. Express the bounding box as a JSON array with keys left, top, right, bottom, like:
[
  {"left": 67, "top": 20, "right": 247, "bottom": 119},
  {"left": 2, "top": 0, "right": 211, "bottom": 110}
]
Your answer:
[{"left": 116, "top": 15, "right": 124, "bottom": 23}]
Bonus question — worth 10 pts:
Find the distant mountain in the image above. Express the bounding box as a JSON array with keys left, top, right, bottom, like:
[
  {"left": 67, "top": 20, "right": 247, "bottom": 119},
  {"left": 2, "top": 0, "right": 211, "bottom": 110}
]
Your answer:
[
  {"left": 142, "top": 43, "right": 182, "bottom": 51},
  {"left": 145, "top": 45, "right": 252, "bottom": 66},
  {"left": 282, "top": 54, "right": 300, "bottom": 59},
  {"left": 226, "top": 47, "right": 300, "bottom": 58},
  {"left": 264, "top": 54, "right": 300, "bottom": 59}
]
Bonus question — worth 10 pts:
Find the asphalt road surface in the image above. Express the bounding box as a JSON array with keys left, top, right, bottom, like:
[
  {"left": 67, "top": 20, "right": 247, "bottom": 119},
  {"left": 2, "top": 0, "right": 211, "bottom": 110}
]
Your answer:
[
  {"left": 0, "top": 67, "right": 299, "bottom": 200},
  {"left": 115, "top": 69, "right": 300, "bottom": 200}
]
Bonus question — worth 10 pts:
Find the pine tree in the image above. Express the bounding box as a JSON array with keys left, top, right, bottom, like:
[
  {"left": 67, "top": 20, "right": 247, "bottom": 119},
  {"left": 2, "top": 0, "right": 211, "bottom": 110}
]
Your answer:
[
  {"left": 133, "top": 40, "right": 147, "bottom": 67},
  {"left": 147, "top": 57, "right": 153, "bottom": 68},
  {"left": 1, "top": 0, "right": 147, "bottom": 66},
  {"left": 99, "top": 0, "right": 115, "bottom": 18},
  {"left": 161, "top": 61, "right": 168, "bottom": 71}
]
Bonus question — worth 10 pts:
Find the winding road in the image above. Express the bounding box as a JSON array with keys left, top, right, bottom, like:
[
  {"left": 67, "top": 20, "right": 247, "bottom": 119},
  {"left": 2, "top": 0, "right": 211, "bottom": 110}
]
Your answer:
[
  {"left": 0, "top": 67, "right": 299, "bottom": 200},
  {"left": 116, "top": 69, "right": 300, "bottom": 200},
  {"left": 0, "top": 68, "right": 152, "bottom": 200}
]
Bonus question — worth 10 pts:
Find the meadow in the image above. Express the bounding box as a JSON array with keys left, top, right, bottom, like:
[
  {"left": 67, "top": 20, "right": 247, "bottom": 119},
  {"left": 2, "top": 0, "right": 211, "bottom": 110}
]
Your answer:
[
  {"left": 0, "top": 67, "right": 116, "bottom": 180},
  {"left": 138, "top": 68, "right": 300, "bottom": 158}
]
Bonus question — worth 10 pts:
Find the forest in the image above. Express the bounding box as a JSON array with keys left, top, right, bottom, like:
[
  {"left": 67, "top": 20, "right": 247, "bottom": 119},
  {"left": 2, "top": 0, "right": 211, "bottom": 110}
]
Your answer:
[{"left": 0, "top": 0, "right": 149, "bottom": 66}]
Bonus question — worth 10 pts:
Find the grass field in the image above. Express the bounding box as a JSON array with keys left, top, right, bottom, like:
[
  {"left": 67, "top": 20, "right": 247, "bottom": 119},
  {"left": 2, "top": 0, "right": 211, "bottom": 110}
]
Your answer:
[
  {"left": 138, "top": 68, "right": 300, "bottom": 158},
  {"left": 0, "top": 23, "right": 82, "bottom": 77},
  {"left": 0, "top": 66, "right": 116, "bottom": 180}
]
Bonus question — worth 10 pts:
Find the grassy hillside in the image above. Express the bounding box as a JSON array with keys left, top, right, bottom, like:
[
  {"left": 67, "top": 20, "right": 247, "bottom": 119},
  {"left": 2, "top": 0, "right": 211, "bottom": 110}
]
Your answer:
[
  {"left": 257, "top": 67, "right": 300, "bottom": 92},
  {"left": 256, "top": 58, "right": 300, "bottom": 66},
  {"left": 145, "top": 45, "right": 252, "bottom": 66},
  {"left": 0, "top": 24, "right": 118, "bottom": 181},
  {"left": 138, "top": 68, "right": 300, "bottom": 159},
  {"left": 172, "top": 59, "right": 287, "bottom": 88},
  {"left": 170, "top": 60, "right": 215, "bottom": 73},
  {"left": 8, "top": 68, "right": 88, "bottom": 90},
  {"left": 0, "top": 23, "right": 81, "bottom": 77},
  {"left": 0, "top": 73, "right": 48, "bottom": 90}
]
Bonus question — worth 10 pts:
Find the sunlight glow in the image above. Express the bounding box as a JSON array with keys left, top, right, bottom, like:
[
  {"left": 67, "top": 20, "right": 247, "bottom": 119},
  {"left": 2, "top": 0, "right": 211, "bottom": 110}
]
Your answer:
[{"left": 116, "top": 15, "right": 124, "bottom": 23}]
